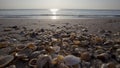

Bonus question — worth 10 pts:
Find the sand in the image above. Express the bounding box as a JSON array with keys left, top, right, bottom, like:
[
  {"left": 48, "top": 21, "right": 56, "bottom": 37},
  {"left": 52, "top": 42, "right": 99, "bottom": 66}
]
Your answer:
[{"left": 0, "top": 18, "right": 120, "bottom": 34}]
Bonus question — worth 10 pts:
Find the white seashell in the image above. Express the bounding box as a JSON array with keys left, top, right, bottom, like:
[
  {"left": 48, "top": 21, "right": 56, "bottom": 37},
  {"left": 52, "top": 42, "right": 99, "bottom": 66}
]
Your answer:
[{"left": 64, "top": 55, "right": 80, "bottom": 66}]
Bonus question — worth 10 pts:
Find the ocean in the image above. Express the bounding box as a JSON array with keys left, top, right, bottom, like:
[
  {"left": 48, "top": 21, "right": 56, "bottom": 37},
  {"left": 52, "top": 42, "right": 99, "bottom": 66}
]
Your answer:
[{"left": 0, "top": 9, "right": 120, "bottom": 19}]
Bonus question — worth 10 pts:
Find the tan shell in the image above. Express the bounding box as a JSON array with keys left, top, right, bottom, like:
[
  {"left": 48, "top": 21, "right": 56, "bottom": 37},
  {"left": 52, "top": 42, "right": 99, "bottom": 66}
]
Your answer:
[
  {"left": 27, "top": 43, "right": 37, "bottom": 51},
  {"left": 80, "top": 52, "right": 90, "bottom": 61},
  {"left": 107, "top": 62, "right": 116, "bottom": 68},
  {"left": 73, "top": 40, "right": 81, "bottom": 45},
  {"left": 0, "top": 42, "right": 9, "bottom": 48}
]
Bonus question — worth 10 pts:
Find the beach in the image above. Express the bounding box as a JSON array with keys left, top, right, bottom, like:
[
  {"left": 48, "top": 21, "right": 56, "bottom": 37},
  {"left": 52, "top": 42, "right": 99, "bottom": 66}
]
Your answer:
[
  {"left": 0, "top": 18, "right": 120, "bottom": 68},
  {"left": 0, "top": 18, "right": 120, "bottom": 34}
]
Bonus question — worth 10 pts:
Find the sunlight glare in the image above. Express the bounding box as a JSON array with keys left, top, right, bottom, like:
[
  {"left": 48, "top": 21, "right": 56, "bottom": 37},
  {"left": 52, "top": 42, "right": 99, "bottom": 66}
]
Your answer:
[
  {"left": 51, "top": 16, "right": 57, "bottom": 19},
  {"left": 50, "top": 9, "right": 59, "bottom": 15},
  {"left": 50, "top": 9, "right": 59, "bottom": 12}
]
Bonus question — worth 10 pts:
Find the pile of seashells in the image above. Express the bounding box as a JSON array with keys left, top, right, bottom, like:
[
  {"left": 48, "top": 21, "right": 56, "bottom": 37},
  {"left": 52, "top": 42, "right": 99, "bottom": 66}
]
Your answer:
[{"left": 0, "top": 24, "right": 120, "bottom": 68}]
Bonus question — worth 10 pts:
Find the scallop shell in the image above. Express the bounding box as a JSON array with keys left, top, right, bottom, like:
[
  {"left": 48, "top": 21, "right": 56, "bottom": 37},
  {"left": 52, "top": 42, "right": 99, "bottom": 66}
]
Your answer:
[
  {"left": 64, "top": 55, "right": 80, "bottom": 66},
  {"left": 0, "top": 55, "right": 14, "bottom": 67}
]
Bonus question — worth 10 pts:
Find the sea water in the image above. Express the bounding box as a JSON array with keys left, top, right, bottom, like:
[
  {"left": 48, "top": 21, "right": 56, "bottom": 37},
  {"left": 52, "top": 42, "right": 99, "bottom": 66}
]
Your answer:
[{"left": 0, "top": 9, "right": 120, "bottom": 19}]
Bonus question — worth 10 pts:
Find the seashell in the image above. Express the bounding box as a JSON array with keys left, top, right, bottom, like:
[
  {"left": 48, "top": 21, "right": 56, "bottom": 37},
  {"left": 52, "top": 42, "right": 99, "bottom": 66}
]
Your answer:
[
  {"left": 28, "top": 58, "right": 37, "bottom": 68},
  {"left": 0, "top": 47, "right": 14, "bottom": 55},
  {"left": 51, "top": 38, "right": 58, "bottom": 42},
  {"left": 6, "top": 65, "right": 16, "bottom": 68},
  {"left": 15, "top": 53, "right": 28, "bottom": 60},
  {"left": 81, "top": 61, "right": 90, "bottom": 68},
  {"left": 0, "top": 55, "right": 14, "bottom": 67},
  {"left": 104, "top": 40, "right": 114, "bottom": 45},
  {"left": 101, "top": 64, "right": 107, "bottom": 68},
  {"left": 29, "top": 51, "right": 42, "bottom": 59},
  {"left": 57, "top": 63, "right": 69, "bottom": 68},
  {"left": 0, "top": 42, "right": 9, "bottom": 48},
  {"left": 106, "top": 62, "right": 116, "bottom": 68},
  {"left": 91, "top": 36, "right": 104, "bottom": 44},
  {"left": 15, "top": 48, "right": 33, "bottom": 60},
  {"left": 57, "top": 55, "right": 64, "bottom": 62},
  {"left": 73, "top": 40, "right": 81, "bottom": 45},
  {"left": 96, "top": 53, "right": 109, "bottom": 63},
  {"left": 53, "top": 46, "right": 60, "bottom": 53},
  {"left": 4, "top": 28, "right": 12, "bottom": 31},
  {"left": 116, "top": 48, "right": 120, "bottom": 54},
  {"left": 95, "top": 49, "right": 105, "bottom": 54},
  {"left": 80, "top": 40, "right": 89, "bottom": 46},
  {"left": 16, "top": 44, "right": 26, "bottom": 51},
  {"left": 45, "top": 46, "right": 55, "bottom": 54},
  {"left": 116, "top": 64, "right": 120, "bottom": 68},
  {"left": 101, "top": 62, "right": 116, "bottom": 68},
  {"left": 51, "top": 58, "right": 57, "bottom": 65},
  {"left": 37, "top": 54, "right": 52, "bottom": 68},
  {"left": 27, "top": 43, "right": 37, "bottom": 51},
  {"left": 80, "top": 52, "right": 91, "bottom": 61},
  {"left": 70, "top": 32, "right": 76, "bottom": 39},
  {"left": 64, "top": 55, "right": 80, "bottom": 66}
]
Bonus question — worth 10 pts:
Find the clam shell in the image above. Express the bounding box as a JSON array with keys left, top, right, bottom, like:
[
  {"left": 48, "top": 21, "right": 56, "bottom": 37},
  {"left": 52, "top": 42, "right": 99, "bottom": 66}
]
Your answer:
[
  {"left": 106, "top": 62, "right": 116, "bottom": 68},
  {"left": 64, "top": 55, "right": 80, "bottom": 66},
  {"left": 0, "top": 47, "right": 14, "bottom": 55},
  {"left": 16, "top": 44, "right": 26, "bottom": 51},
  {"left": 58, "top": 63, "right": 69, "bottom": 68},
  {"left": 80, "top": 52, "right": 90, "bottom": 61},
  {"left": 0, "top": 55, "right": 14, "bottom": 67},
  {"left": 53, "top": 46, "right": 60, "bottom": 53},
  {"left": 0, "top": 42, "right": 9, "bottom": 48},
  {"left": 37, "top": 55, "right": 52, "bottom": 68},
  {"left": 27, "top": 43, "right": 37, "bottom": 51},
  {"left": 29, "top": 51, "right": 41, "bottom": 59},
  {"left": 28, "top": 58, "right": 37, "bottom": 67},
  {"left": 15, "top": 48, "right": 33, "bottom": 60},
  {"left": 73, "top": 40, "right": 81, "bottom": 45}
]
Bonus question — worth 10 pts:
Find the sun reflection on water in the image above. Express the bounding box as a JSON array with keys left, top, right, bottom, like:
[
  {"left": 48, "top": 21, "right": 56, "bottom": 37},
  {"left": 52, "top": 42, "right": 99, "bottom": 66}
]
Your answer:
[{"left": 50, "top": 9, "right": 59, "bottom": 19}]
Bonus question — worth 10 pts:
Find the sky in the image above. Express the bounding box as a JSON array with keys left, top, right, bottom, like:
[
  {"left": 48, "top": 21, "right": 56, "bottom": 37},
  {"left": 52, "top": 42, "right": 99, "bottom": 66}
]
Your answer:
[{"left": 0, "top": 0, "right": 120, "bottom": 9}]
